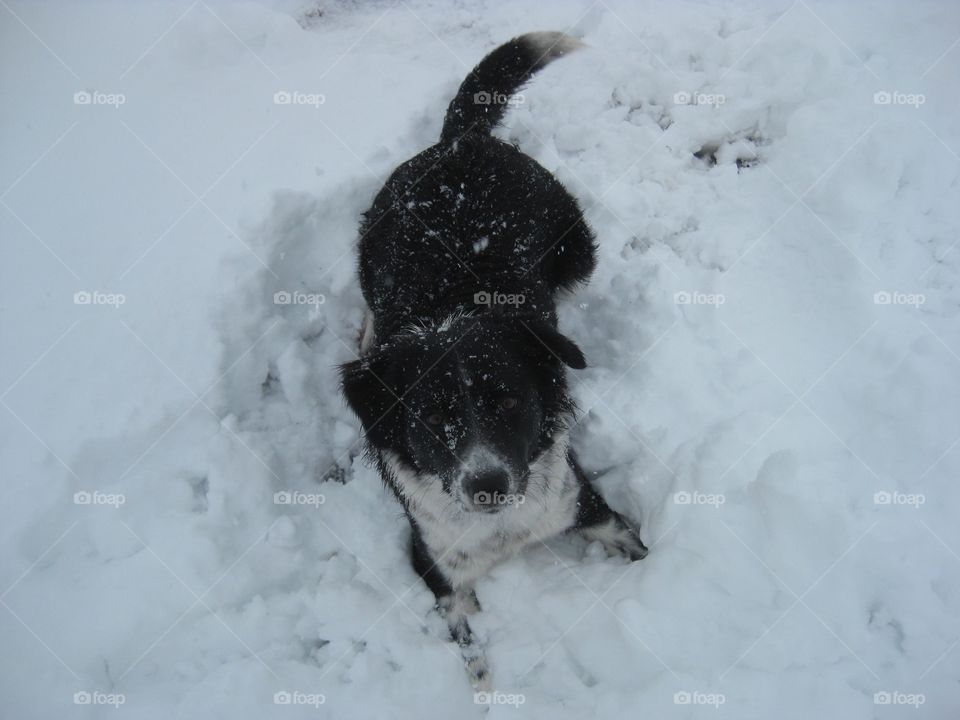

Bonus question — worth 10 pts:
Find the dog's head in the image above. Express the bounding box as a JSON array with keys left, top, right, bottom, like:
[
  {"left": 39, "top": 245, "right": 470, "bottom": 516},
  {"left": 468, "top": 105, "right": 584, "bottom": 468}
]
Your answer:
[{"left": 340, "top": 316, "right": 584, "bottom": 513}]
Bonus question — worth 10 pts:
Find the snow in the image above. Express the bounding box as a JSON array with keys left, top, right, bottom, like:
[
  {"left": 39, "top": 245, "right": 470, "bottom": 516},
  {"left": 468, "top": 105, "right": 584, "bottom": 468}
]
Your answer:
[{"left": 2, "top": 0, "right": 959, "bottom": 717}]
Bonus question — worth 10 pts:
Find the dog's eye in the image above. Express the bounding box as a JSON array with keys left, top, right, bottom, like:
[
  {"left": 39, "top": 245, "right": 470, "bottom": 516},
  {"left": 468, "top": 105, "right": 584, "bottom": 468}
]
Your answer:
[
  {"left": 499, "top": 397, "right": 518, "bottom": 410},
  {"left": 425, "top": 412, "right": 444, "bottom": 426}
]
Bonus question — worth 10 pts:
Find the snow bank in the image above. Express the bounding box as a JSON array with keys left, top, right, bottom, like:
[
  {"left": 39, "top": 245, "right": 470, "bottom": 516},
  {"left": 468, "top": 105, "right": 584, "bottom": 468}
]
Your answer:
[{"left": 2, "top": 0, "right": 958, "bottom": 718}]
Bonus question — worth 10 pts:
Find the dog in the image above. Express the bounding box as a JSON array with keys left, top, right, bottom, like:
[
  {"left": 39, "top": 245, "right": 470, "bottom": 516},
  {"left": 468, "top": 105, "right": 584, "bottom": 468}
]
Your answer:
[{"left": 340, "top": 31, "right": 648, "bottom": 689}]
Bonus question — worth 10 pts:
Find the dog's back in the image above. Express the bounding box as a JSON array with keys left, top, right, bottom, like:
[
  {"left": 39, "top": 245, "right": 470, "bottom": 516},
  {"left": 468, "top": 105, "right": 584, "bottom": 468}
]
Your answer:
[{"left": 357, "top": 32, "right": 597, "bottom": 341}]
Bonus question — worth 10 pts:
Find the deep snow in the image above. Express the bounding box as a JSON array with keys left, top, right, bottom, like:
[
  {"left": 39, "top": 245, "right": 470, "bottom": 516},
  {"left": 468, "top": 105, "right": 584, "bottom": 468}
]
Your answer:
[{"left": 2, "top": 0, "right": 959, "bottom": 718}]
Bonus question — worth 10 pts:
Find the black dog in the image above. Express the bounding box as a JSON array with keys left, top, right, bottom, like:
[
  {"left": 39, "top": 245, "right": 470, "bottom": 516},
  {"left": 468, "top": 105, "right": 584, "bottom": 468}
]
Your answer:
[{"left": 340, "top": 31, "right": 648, "bottom": 689}]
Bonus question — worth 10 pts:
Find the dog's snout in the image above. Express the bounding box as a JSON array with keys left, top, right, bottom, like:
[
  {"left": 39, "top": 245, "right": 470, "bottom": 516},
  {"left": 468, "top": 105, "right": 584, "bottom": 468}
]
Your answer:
[{"left": 465, "top": 469, "right": 509, "bottom": 508}]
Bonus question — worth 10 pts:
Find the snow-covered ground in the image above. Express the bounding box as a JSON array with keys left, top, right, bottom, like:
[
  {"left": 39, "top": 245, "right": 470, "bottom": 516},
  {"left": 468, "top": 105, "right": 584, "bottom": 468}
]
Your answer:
[{"left": 2, "top": 0, "right": 959, "bottom": 717}]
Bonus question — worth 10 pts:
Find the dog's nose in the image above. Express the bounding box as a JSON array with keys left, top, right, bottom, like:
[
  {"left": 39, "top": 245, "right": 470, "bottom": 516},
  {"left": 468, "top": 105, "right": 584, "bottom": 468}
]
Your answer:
[{"left": 465, "top": 470, "right": 510, "bottom": 510}]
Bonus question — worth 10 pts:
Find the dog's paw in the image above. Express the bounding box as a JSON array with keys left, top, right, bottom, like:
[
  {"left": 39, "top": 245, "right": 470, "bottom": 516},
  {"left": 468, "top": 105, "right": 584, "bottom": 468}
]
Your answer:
[
  {"left": 460, "top": 638, "right": 491, "bottom": 691},
  {"left": 581, "top": 515, "right": 649, "bottom": 561},
  {"left": 618, "top": 529, "right": 649, "bottom": 561},
  {"left": 466, "top": 652, "right": 492, "bottom": 692}
]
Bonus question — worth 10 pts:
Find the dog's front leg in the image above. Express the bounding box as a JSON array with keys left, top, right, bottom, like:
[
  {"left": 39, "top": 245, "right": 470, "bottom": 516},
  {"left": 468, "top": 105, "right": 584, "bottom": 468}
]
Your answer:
[
  {"left": 569, "top": 453, "right": 649, "bottom": 561},
  {"left": 438, "top": 588, "right": 491, "bottom": 691},
  {"left": 411, "top": 530, "right": 491, "bottom": 690}
]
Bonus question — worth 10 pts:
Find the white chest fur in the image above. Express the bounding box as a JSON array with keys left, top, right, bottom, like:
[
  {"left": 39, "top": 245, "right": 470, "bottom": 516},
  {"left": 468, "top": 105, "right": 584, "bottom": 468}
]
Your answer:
[{"left": 380, "top": 433, "right": 579, "bottom": 588}]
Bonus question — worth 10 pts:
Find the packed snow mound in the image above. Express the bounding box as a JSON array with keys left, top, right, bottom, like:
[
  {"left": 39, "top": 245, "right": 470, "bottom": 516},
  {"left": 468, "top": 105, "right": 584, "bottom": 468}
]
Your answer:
[{"left": 2, "top": 1, "right": 958, "bottom": 718}]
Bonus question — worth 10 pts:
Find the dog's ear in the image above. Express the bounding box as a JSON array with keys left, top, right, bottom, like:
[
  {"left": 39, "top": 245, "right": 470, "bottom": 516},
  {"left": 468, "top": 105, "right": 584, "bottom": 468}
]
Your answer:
[
  {"left": 521, "top": 320, "right": 587, "bottom": 369},
  {"left": 339, "top": 351, "right": 403, "bottom": 447}
]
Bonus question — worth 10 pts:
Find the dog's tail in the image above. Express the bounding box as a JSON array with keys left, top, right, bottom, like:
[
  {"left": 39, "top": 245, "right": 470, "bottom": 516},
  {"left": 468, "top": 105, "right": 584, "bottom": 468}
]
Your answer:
[{"left": 439, "top": 31, "right": 584, "bottom": 145}]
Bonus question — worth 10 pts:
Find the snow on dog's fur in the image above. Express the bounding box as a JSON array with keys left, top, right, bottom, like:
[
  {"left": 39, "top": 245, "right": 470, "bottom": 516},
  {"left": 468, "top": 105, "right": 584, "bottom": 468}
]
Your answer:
[{"left": 340, "top": 31, "right": 648, "bottom": 689}]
